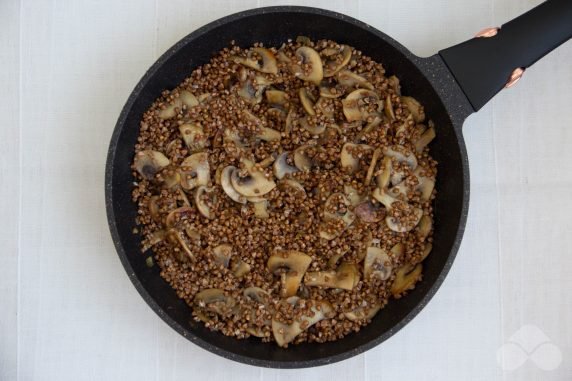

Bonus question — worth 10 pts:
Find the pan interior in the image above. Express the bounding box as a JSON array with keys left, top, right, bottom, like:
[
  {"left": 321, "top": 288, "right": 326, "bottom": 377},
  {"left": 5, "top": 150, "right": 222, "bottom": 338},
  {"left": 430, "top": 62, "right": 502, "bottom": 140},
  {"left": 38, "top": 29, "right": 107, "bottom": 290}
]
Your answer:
[{"left": 107, "top": 7, "right": 466, "bottom": 367}]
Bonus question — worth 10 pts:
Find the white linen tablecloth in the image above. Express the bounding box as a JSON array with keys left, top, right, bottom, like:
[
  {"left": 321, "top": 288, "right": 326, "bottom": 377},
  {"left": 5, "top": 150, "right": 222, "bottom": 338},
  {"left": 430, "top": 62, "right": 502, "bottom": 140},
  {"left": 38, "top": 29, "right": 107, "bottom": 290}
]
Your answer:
[{"left": 1, "top": 0, "right": 571, "bottom": 380}]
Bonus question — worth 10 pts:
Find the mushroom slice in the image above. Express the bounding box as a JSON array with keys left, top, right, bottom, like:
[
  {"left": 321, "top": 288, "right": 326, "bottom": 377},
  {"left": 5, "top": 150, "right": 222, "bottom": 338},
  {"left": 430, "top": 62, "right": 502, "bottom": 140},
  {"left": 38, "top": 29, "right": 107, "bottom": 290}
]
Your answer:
[
  {"left": 340, "top": 143, "right": 373, "bottom": 174},
  {"left": 384, "top": 94, "right": 395, "bottom": 120},
  {"left": 376, "top": 156, "right": 392, "bottom": 189},
  {"left": 231, "top": 259, "right": 251, "bottom": 278},
  {"left": 256, "top": 127, "right": 282, "bottom": 142},
  {"left": 319, "top": 211, "right": 355, "bottom": 241},
  {"left": 291, "top": 46, "right": 323, "bottom": 85},
  {"left": 314, "top": 97, "right": 335, "bottom": 118},
  {"left": 243, "top": 287, "right": 270, "bottom": 304},
  {"left": 293, "top": 145, "right": 313, "bottom": 172},
  {"left": 323, "top": 193, "right": 351, "bottom": 220},
  {"left": 179, "top": 152, "right": 210, "bottom": 191},
  {"left": 305, "top": 262, "right": 359, "bottom": 290},
  {"left": 391, "top": 263, "right": 422, "bottom": 297},
  {"left": 195, "top": 289, "right": 237, "bottom": 316},
  {"left": 230, "top": 167, "right": 276, "bottom": 197},
  {"left": 416, "top": 215, "right": 432, "bottom": 241},
  {"left": 148, "top": 195, "right": 161, "bottom": 222},
  {"left": 266, "top": 89, "right": 288, "bottom": 107},
  {"left": 237, "top": 78, "right": 264, "bottom": 104},
  {"left": 364, "top": 148, "right": 382, "bottom": 186},
  {"left": 355, "top": 116, "right": 382, "bottom": 142},
  {"left": 278, "top": 179, "right": 307, "bottom": 198},
  {"left": 165, "top": 206, "right": 194, "bottom": 229},
  {"left": 414, "top": 125, "right": 436, "bottom": 153},
  {"left": 252, "top": 200, "right": 270, "bottom": 219},
  {"left": 342, "top": 89, "right": 380, "bottom": 122},
  {"left": 179, "top": 123, "right": 207, "bottom": 153},
  {"left": 267, "top": 250, "right": 312, "bottom": 297},
  {"left": 319, "top": 81, "right": 345, "bottom": 98},
  {"left": 273, "top": 152, "right": 299, "bottom": 179},
  {"left": 364, "top": 246, "right": 392, "bottom": 280},
  {"left": 383, "top": 146, "right": 418, "bottom": 171},
  {"left": 272, "top": 300, "right": 333, "bottom": 347},
  {"left": 134, "top": 150, "right": 170, "bottom": 180},
  {"left": 354, "top": 200, "right": 386, "bottom": 223},
  {"left": 158, "top": 98, "right": 182, "bottom": 119},
  {"left": 344, "top": 304, "right": 382, "bottom": 322},
  {"left": 160, "top": 167, "right": 181, "bottom": 190},
  {"left": 420, "top": 243, "right": 432, "bottom": 262},
  {"left": 401, "top": 96, "right": 425, "bottom": 123},
  {"left": 323, "top": 45, "right": 352, "bottom": 77},
  {"left": 221, "top": 166, "right": 247, "bottom": 204},
  {"left": 299, "top": 88, "right": 316, "bottom": 116},
  {"left": 167, "top": 229, "right": 195, "bottom": 261},
  {"left": 179, "top": 90, "right": 199, "bottom": 108},
  {"left": 336, "top": 70, "right": 374, "bottom": 90},
  {"left": 343, "top": 185, "right": 366, "bottom": 206},
  {"left": 194, "top": 186, "right": 216, "bottom": 219},
  {"left": 372, "top": 188, "right": 423, "bottom": 233},
  {"left": 212, "top": 244, "right": 232, "bottom": 268},
  {"left": 285, "top": 109, "right": 295, "bottom": 135},
  {"left": 223, "top": 128, "right": 248, "bottom": 150},
  {"left": 391, "top": 167, "right": 435, "bottom": 201},
  {"left": 234, "top": 48, "right": 278, "bottom": 74},
  {"left": 299, "top": 116, "right": 326, "bottom": 135}
]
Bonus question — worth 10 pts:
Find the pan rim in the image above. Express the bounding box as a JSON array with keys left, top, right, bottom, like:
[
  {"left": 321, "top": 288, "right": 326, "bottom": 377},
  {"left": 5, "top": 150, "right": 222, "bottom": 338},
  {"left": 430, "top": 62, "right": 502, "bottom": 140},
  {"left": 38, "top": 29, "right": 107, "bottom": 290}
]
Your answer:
[{"left": 105, "top": 5, "right": 470, "bottom": 368}]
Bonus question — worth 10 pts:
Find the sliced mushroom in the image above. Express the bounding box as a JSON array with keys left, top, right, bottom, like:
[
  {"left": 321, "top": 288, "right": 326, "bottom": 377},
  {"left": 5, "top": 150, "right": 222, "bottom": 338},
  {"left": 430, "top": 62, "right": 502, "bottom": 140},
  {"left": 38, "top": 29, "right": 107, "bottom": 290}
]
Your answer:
[
  {"left": 384, "top": 94, "right": 395, "bottom": 120},
  {"left": 256, "top": 126, "right": 282, "bottom": 142},
  {"left": 221, "top": 166, "right": 247, "bottom": 204},
  {"left": 230, "top": 167, "right": 276, "bottom": 197},
  {"left": 336, "top": 70, "right": 374, "bottom": 90},
  {"left": 299, "top": 88, "right": 316, "bottom": 116},
  {"left": 165, "top": 206, "right": 194, "bottom": 229},
  {"left": 148, "top": 195, "right": 161, "bottom": 222},
  {"left": 266, "top": 89, "right": 288, "bottom": 107},
  {"left": 160, "top": 167, "right": 181, "bottom": 190},
  {"left": 134, "top": 150, "right": 170, "bottom": 180},
  {"left": 319, "top": 81, "right": 345, "bottom": 98},
  {"left": 273, "top": 152, "right": 299, "bottom": 179},
  {"left": 319, "top": 210, "right": 356, "bottom": 240},
  {"left": 372, "top": 188, "right": 423, "bottom": 233},
  {"left": 323, "top": 45, "right": 352, "bottom": 77},
  {"left": 416, "top": 215, "right": 432, "bottom": 241},
  {"left": 194, "top": 186, "right": 216, "bottom": 219},
  {"left": 420, "top": 243, "right": 432, "bottom": 262},
  {"left": 327, "top": 247, "right": 350, "bottom": 269},
  {"left": 158, "top": 98, "right": 182, "bottom": 119},
  {"left": 340, "top": 143, "right": 373, "bottom": 174},
  {"left": 391, "top": 263, "right": 422, "bottom": 297},
  {"left": 272, "top": 300, "right": 333, "bottom": 347},
  {"left": 401, "top": 96, "right": 425, "bottom": 123},
  {"left": 195, "top": 288, "right": 237, "bottom": 316},
  {"left": 344, "top": 304, "right": 382, "bottom": 322},
  {"left": 354, "top": 200, "right": 386, "bottom": 223},
  {"left": 293, "top": 145, "right": 315, "bottom": 172},
  {"left": 243, "top": 287, "right": 270, "bottom": 304},
  {"left": 343, "top": 185, "right": 365, "bottom": 206},
  {"left": 291, "top": 46, "right": 323, "bottom": 85},
  {"left": 364, "top": 246, "right": 392, "bottom": 280},
  {"left": 323, "top": 193, "right": 350, "bottom": 220},
  {"left": 179, "top": 152, "right": 210, "bottom": 190},
  {"left": 355, "top": 116, "right": 382, "bottom": 142},
  {"left": 212, "top": 243, "right": 232, "bottom": 268},
  {"left": 230, "top": 259, "right": 251, "bottom": 278},
  {"left": 414, "top": 125, "right": 436, "bottom": 153},
  {"left": 342, "top": 89, "right": 381, "bottom": 122},
  {"left": 234, "top": 48, "right": 278, "bottom": 74},
  {"left": 223, "top": 128, "right": 248, "bottom": 150},
  {"left": 267, "top": 250, "right": 312, "bottom": 297},
  {"left": 299, "top": 116, "right": 326, "bottom": 135},
  {"left": 179, "top": 123, "right": 207, "bottom": 153},
  {"left": 364, "top": 148, "right": 382, "bottom": 186},
  {"left": 305, "top": 262, "right": 359, "bottom": 290},
  {"left": 383, "top": 146, "right": 418, "bottom": 171},
  {"left": 278, "top": 179, "right": 307, "bottom": 198},
  {"left": 314, "top": 97, "right": 335, "bottom": 118},
  {"left": 237, "top": 78, "right": 264, "bottom": 104},
  {"left": 376, "top": 156, "right": 392, "bottom": 189},
  {"left": 391, "top": 167, "right": 435, "bottom": 201},
  {"left": 252, "top": 200, "right": 270, "bottom": 219},
  {"left": 285, "top": 109, "right": 295, "bottom": 135},
  {"left": 167, "top": 229, "right": 195, "bottom": 261}
]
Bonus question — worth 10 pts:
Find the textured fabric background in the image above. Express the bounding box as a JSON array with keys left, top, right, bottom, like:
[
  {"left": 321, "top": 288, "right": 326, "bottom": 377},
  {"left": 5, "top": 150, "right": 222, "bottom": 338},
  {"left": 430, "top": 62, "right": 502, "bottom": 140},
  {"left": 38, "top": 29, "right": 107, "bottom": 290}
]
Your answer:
[{"left": 1, "top": 0, "right": 571, "bottom": 380}]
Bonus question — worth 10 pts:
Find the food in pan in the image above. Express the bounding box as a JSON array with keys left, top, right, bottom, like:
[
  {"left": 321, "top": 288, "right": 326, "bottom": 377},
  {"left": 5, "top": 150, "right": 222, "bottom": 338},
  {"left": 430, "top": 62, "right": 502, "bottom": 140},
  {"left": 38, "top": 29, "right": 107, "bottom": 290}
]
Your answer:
[{"left": 131, "top": 37, "right": 436, "bottom": 347}]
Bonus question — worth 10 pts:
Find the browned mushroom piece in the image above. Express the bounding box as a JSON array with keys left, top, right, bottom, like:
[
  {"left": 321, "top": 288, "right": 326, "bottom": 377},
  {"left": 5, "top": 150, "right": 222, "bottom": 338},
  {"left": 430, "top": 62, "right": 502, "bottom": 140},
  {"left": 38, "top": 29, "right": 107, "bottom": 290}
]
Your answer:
[
  {"left": 230, "top": 166, "right": 276, "bottom": 197},
  {"left": 340, "top": 143, "right": 373, "bottom": 174},
  {"left": 372, "top": 188, "right": 423, "bottom": 233},
  {"left": 195, "top": 289, "right": 238, "bottom": 317},
  {"left": 220, "top": 166, "right": 247, "bottom": 204},
  {"left": 354, "top": 200, "right": 386, "bottom": 223},
  {"left": 234, "top": 48, "right": 278, "bottom": 74},
  {"left": 194, "top": 186, "right": 216, "bottom": 220},
  {"left": 212, "top": 243, "right": 233, "bottom": 268},
  {"left": 179, "top": 153, "right": 210, "bottom": 191},
  {"left": 342, "top": 89, "right": 381, "bottom": 122},
  {"left": 344, "top": 304, "right": 382, "bottom": 322},
  {"left": 273, "top": 152, "right": 299, "bottom": 179},
  {"left": 231, "top": 258, "right": 251, "bottom": 278},
  {"left": 391, "top": 166, "right": 435, "bottom": 201},
  {"left": 416, "top": 215, "right": 432, "bottom": 241},
  {"left": 319, "top": 81, "right": 345, "bottom": 98},
  {"left": 278, "top": 179, "right": 307, "bottom": 198},
  {"left": 266, "top": 89, "right": 289, "bottom": 108},
  {"left": 165, "top": 206, "right": 194, "bottom": 229},
  {"left": 414, "top": 125, "right": 436, "bottom": 153},
  {"left": 298, "top": 87, "right": 316, "bottom": 116},
  {"left": 364, "top": 148, "right": 382, "bottom": 186},
  {"left": 376, "top": 156, "right": 392, "bottom": 189},
  {"left": 166, "top": 229, "right": 195, "bottom": 261},
  {"left": 305, "top": 262, "right": 359, "bottom": 290},
  {"left": 322, "top": 45, "right": 352, "bottom": 77},
  {"left": 401, "top": 96, "right": 425, "bottom": 123},
  {"left": 293, "top": 144, "right": 320, "bottom": 172},
  {"left": 420, "top": 243, "right": 432, "bottom": 262},
  {"left": 364, "top": 246, "right": 392, "bottom": 280},
  {"left": 336, "top": 70, "right": 374, "bottom": 90},
  {"left": 291, "top": 46, "right": 323, "bottom": 84},
  {"left": 237, "top": 78, "right": 264, "bottom": 104},
  {"left": 267, "top": 250, "right": 312, "bottom": 297},
  {"left": 384, "top": 94, "right": 396, "bottom": 120},
  {"left": 252, "top": 200, "right": 270, "bottom": 219},
  {"left": 391, "top": 263, "right": 422, "bottom": 297},
  {"left": 179, "top": 123, "right": 207, "bottom": 153},
  {"left": 134, "top": 150, "right": 170, "bottom": 180},
  {"left": 299, "top": 116, "right": 326, "bottom": 135},
  {"left": 148, "top": 195, "right": 161, "bottom": 222},
  {"left": 271, "top": 300, "right": 333, "bottom": 347},
  {"left": 158, "top": 90, "right": 198, "bottom": 119}
]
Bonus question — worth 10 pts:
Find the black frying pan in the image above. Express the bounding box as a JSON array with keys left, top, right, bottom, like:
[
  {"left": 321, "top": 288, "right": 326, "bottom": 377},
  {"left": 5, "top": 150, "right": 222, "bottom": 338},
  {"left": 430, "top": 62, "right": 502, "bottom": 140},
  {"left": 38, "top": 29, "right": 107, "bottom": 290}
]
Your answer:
[{"left": 105, "top": 1, "right": 572, "bottom": 368}]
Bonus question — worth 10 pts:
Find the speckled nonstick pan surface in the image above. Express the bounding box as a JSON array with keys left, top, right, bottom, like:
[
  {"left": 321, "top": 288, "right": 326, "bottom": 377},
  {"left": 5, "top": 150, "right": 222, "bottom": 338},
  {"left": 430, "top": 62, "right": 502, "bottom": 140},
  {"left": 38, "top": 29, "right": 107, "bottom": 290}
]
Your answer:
[{"left": 105, "top": 4, "right": 572, "bottom": 368}]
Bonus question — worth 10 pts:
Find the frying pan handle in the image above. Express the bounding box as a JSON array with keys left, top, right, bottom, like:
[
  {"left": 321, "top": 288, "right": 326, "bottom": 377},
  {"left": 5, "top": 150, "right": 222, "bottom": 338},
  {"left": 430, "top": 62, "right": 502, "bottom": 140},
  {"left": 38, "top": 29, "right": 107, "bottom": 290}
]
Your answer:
[{"left": 439, "top": 0, "right": 572, "bottom": 112}]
